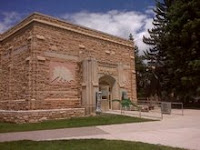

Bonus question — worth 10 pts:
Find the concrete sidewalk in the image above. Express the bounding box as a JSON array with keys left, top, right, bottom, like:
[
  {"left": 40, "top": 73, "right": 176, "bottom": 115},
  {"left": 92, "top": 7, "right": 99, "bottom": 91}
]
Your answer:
[{"left": 0, "top": 109, "right": 200, "bottom": 150}]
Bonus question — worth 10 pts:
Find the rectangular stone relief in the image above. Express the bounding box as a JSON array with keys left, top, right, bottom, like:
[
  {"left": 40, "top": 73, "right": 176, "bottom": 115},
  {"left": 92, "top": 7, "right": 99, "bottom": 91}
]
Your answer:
[{"left": 49, "top": 61, "right": 76, "bottom": 84}]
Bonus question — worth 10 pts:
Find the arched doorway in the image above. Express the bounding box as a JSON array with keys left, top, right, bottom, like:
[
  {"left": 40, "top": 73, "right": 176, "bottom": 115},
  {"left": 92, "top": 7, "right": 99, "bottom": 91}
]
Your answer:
[{"left": 99, "top": 75, "right": 116, "bottom": 111}]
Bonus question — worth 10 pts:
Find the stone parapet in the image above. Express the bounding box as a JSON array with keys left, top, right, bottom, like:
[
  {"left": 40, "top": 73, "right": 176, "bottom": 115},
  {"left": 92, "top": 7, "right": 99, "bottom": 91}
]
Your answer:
[
  {"left": 0, "top": 108, "right": 85, "bottom": 123},
  {"left": 0, "top": 12, "right": 133, "bottom": 48}
]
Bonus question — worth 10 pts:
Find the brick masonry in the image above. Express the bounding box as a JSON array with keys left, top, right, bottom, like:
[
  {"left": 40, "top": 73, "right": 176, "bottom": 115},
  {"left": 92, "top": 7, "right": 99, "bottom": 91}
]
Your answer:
[
  {"left": 0, "top": 108, "right": 85, "bottom": 123},
  {"left": 0, "top": 12, "right": 137, "bottom": 122}
]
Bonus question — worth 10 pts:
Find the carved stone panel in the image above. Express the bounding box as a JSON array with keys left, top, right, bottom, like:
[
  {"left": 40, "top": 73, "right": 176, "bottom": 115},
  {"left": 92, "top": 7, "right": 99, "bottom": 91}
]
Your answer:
[
  {"left": 49, "top": 61, "right": 76, "bottom": 84},
  {"left": 98, "top": 62, "right": 118, "bottom": 76}
]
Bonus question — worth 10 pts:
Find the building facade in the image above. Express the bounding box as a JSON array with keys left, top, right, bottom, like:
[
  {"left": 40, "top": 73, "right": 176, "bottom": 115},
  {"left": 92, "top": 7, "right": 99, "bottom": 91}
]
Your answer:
[{"left": 0, "top": 13, "right": 137, "bottom": 123}]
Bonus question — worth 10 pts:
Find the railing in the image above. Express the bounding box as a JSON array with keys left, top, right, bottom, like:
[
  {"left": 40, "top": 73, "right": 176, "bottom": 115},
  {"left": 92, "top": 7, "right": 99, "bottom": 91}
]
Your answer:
[
  {"left": 171, "top": 102, "right": 184, "bottom": 116},
  {"left": 137, "top": 100, "right": 184, "bottom": 116},
  {"left": 137, "top": 100, "right": 163, "bottom": 119}
]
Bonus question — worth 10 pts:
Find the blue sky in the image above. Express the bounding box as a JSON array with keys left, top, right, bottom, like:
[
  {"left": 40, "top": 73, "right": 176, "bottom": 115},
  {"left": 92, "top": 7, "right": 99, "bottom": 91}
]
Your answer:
[
  {"left": 0, "top": 0, "right": 154, "bottom": 15},
  {"left": 0, "top": 0, "right": 155, "bottom": 52}
]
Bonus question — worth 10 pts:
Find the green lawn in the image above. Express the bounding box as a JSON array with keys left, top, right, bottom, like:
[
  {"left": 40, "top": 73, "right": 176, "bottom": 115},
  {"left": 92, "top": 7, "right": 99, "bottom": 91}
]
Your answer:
[
  {"left": 0, "top": 139, "right": 186, "bottom": 150},
  {"left": 0, "top": 113, "right": 153, "bottom": 133}
]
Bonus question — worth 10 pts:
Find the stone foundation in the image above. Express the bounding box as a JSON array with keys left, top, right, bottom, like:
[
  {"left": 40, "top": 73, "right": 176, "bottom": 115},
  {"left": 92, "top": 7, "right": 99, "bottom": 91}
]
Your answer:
[
  {"left": 0, "top": 108, "right": 85, "bottom": 124},
  {"left": 0, "top": 99, "right": 81, "bottom": 110}
]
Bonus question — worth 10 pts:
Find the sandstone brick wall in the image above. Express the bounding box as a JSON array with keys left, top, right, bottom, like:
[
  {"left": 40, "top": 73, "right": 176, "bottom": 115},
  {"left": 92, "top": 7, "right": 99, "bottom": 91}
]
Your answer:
[
  {"left": 0, "top": 108, "right": 85, "bottom": 123},
  {"left": 0, "top": 25, "right": 32, "bottom": 103},
  {"left": 33, "top": 22, "right": 133, "bottom": 64},
  {"left": 0, "top": 13, "right": 137, "bottom": 111},
  {"left": 32, "top": 21, "right": 136, "bottom": 100},
  {"left": 0, "top": 99, "right": 81, "bottom": 110},
  {"left": 0, "top": 100, "right": 30, "bottom": 110}
]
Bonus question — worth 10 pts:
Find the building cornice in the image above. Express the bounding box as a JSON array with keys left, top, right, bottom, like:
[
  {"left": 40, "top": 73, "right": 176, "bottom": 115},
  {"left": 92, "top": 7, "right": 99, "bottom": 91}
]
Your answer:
[{"left": 0, "top": 12, "right": 134, "bottom": 48}]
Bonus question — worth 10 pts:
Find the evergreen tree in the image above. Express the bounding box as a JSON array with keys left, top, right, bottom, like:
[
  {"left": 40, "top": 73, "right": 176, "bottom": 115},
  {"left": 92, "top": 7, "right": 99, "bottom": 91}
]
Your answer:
[
  {"left": 129, "top": 34, "right": 147, "bottom": 97},
  {"left": 134, "top": 45, "right": 147, "bottom": 97},
  {"left": 143, "top": 0, "right": 172, "bottom": 100},
  {"left": 165, "top": 0, "right": 200, "bottom": 102},
  {"left": 143, "top": 0, "right": 172, "bottom": 68},
  {"left": 144, "top": 0, "right": 200, "bottom": 104}
]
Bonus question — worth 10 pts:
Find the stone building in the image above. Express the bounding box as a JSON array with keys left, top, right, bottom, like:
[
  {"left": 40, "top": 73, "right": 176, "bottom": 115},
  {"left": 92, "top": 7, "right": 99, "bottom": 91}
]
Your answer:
[{"left": 0, "top": 12, "right": 137, "bottom": 123}]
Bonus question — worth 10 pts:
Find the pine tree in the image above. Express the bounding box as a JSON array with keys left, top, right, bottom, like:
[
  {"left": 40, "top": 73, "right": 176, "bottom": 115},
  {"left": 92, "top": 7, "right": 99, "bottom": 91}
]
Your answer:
[
  {"left": 164, "top": 0, "right": 200, "bottom": 102},
  {"left": 143, "top": 0, "right": 172, "bottom": 100},
  {"left": 143, "top": 0, "right": 172, "bottom": 68},
  {"left": 144, "top": 0, "right": 200, "bottom": 104},
  {"left": 129, "top": 34, "right": 147, "bottom": 97},
  {"left": 135, "top": 45, "right": 148, "bottom": 97}
]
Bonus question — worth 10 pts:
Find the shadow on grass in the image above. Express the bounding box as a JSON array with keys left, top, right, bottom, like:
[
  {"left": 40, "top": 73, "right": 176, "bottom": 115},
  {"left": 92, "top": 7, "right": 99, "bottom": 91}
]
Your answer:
[{"left": 0, "top": 139, "right": 186, "bottom": 150}]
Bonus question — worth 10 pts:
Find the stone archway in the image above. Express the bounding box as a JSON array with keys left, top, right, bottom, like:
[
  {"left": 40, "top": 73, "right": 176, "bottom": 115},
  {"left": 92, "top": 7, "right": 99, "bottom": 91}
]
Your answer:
[{"left": 99, "top": 75, "right": 116, "bottom": 111}]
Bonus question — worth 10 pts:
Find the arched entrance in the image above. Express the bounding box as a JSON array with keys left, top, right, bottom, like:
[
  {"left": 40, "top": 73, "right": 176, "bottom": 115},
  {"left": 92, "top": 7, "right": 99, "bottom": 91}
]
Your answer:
[{"left": 99, "top": 75, "right": 116, "bottom": 111}]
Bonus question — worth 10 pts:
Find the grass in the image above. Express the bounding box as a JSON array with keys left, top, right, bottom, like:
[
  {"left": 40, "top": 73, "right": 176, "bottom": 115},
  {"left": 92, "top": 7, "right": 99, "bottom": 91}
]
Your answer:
[
  {"left": 0, "top": 113, "right": 153, "bottom": 133},
  {"left": 0, "top": 139, "right": 186, "bottom": 150}
]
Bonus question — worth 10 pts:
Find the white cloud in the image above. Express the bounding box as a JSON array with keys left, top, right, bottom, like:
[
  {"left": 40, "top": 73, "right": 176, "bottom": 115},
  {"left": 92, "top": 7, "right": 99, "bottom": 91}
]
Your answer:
[
  {"left": 61, "top": 10, "right": 154, "bottom": 54},
  {"left": 0, "top": 12, "right": 22, "bottom": 33}
]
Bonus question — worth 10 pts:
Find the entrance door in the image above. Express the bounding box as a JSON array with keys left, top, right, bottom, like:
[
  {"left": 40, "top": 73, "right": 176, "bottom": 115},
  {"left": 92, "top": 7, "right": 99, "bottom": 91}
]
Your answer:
[
  {"left": 99, "top": 75, "right": 116, "bottom": 111},
  {"left": 99, "top": 84, "right": 112, "bottom": 111}
]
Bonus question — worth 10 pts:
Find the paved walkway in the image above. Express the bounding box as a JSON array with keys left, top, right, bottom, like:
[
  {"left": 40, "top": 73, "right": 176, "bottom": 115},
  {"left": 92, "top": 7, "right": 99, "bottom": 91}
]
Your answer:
[{"left": 0, "top": 109, "right": 200, "bottom": 150}]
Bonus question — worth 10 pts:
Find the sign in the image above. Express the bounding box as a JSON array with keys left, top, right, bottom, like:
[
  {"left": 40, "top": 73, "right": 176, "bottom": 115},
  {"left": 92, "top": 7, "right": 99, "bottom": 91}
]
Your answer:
[{"left": 161, "top": 102, "right": 171, "bottom": 114}]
